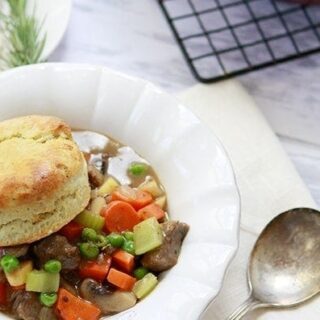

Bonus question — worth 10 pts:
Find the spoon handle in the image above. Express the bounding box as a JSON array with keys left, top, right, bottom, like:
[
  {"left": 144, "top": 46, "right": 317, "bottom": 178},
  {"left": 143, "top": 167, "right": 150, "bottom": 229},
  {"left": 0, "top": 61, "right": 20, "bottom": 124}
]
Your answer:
[{"left": 227, "top": 296, "right": 262, "bottom": 320}]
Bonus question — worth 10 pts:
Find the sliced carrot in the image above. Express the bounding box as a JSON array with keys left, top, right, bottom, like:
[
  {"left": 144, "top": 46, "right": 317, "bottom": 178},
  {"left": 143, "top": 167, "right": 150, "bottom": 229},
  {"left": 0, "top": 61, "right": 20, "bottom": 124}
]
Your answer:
[
  {"left": 112, "top": 250, "right": 135, "bottom": 273},
  {"left": 107, "top": 268, "right": 136, "bottom": 291},
  {"left": 111, "top": 186, "right": 153, "bottom": 210},
  {"left": 56, "top": 288, "right": 101, "bottom": 320},
  {"left": 102, "top": 201, "right": 140, "bottom": 232},
  {"left": 59, "top": 220, "right": 83, "bottom": 241},
  {"left": 79, "top": 255, "right": 111, "bottom": 282},
  {"left": 138, "top": 203, "right": 165, "bottom": 221}
]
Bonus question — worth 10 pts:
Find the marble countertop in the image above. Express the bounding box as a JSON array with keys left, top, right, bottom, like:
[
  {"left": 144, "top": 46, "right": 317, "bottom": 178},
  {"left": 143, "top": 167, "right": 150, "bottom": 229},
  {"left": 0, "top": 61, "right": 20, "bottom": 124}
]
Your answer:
[{"left": 50, "top": 0, "right": 320, "bottom": 206}]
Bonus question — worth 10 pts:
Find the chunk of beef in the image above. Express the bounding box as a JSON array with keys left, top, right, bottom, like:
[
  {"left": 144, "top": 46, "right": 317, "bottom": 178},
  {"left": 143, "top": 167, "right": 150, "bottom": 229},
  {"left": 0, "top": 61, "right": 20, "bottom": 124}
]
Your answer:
[
  {"left": 60, "top": 270, "right": 81, "bottom": 296},
  {"left": 60, "top": 277, "right": 78, "bottom": 296},
  {"left": 11, "top": 291, "right": 42, "bottom": 320},
  {"left": 61, "top": 270, "right": 81, "bottom": 287},
  {"left": 10, "top": 291, "right": 58, "bottom": 320},
  {"left": 141, "top": 221, "right": 189, "bottom": 272},
  {"left": 88, "top": 164, "right": 105, "bottom": 188},
  {"left": 39, "top": 307, "right": 58, "bottom": 320},
  {"left": 33, "top": 235, "right": 80, "bottom": 270},
  {"left": 0, "top": 244, "right": 29, "bottom": 259}
]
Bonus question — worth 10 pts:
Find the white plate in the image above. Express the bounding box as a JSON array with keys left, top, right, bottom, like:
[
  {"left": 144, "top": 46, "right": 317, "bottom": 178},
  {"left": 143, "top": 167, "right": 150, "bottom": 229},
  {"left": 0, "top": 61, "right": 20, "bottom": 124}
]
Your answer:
[
  {"left": 29, "top": 0, "right": 72, "bottom": 59},
  {"left": 0, "top": 63, "right": 240, "bottom": 320}
]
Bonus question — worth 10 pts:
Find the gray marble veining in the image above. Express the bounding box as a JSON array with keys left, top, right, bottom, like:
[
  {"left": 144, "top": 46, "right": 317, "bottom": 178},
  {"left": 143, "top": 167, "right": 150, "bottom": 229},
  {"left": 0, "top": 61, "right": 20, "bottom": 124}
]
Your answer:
[{"left": 50, "top": 0, "right": 196, "bottom": 91}]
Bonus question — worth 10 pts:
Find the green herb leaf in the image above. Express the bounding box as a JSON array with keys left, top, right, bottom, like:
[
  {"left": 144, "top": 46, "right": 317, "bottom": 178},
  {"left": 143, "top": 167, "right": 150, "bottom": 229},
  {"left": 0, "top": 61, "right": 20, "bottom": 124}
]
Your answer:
[{"left": 0, "top": 0, "right": 46, "bottom": 69}]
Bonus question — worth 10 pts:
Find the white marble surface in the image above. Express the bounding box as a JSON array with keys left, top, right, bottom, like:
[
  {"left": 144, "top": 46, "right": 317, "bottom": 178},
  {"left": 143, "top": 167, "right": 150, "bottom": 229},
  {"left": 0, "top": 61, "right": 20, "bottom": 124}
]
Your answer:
[{"left": 50, "top": 0, "right": 320, "bottom": 206}]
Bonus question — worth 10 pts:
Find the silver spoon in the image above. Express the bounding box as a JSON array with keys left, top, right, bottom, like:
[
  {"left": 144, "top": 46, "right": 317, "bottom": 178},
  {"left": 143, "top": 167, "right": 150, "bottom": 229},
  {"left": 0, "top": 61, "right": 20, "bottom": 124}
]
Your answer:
[{"left": 227, "top": 207, "right": 320, "bottom": 320}]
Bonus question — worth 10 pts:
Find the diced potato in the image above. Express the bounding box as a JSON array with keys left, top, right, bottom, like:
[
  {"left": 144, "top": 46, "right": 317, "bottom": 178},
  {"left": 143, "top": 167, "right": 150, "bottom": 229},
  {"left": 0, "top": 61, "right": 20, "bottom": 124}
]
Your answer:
[
  {"left": 75, "top": 210, "right": 105, "bottom": 231},
  {"left": 98, "top": 177, "right": 119, "bottom": 196},
  {"left": 138, "top": 177, "right": 163, "bottom": 198},
  {"left": 5, "top": 261, "right": 33, "bottom": 287},
  {"left": 26, "top": 270, "right": 60, "bottom": 293},
  {"left": 133, "top": 273, "right": 158, "bottom": 299},
  {"left": 133, "top": 217, "right": 163, "bottom": 255},
  {"left": 154, "top": 195, "right": 166, "bottom": 209},
  {"left": 90, "top": 197, "right": 106, "bottom": 215}
]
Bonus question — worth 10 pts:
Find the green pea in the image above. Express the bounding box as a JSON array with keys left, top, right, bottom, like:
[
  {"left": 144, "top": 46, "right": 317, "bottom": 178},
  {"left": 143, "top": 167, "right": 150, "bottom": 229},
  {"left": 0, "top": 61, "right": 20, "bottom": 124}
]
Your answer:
[
  {"left": 107, "top": 233, "right": 124, "bottom": 248},
  {"left": 1, "top": 255, "right": 19, "bottom": 273},
  {"left": 123, "top": 231, "right": 134, "bottom": 241},
  {"left": 40, "top": 292, "right": 57, "bottom": 307},
  {"left": 79, "top": 243, "right": 99, "bottom": 260},
  {"left": 122, "top": 240, "right": 135, "bottom": 255},
  {"left": 44, "top": 260, "right": 62, "bottom": 273},
  {"left": 128, "top": 162, "right": 148, "bottom": 176},
  {"left": 96, "top": 235, "right": 109, "bottom": 248},
  {"left": 133, "top": 267, "right": 149, "bottom": 280},
  {"left": 82, "top": 228, "right": 98, "bottom": 242}
]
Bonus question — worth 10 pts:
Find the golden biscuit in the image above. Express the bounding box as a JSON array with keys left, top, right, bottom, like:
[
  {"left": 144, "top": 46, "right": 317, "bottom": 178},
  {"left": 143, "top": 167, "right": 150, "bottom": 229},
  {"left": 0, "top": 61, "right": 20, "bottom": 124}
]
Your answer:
[{"left": 0, "top": 115, "right": 90, "bottom": 246}]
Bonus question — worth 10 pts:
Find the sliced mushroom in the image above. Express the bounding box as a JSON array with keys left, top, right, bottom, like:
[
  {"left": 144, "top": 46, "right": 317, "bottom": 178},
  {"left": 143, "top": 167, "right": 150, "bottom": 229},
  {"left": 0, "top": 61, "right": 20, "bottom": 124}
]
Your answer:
[{"left": 80, "top": 278, "right": 137, "bottom": 314}]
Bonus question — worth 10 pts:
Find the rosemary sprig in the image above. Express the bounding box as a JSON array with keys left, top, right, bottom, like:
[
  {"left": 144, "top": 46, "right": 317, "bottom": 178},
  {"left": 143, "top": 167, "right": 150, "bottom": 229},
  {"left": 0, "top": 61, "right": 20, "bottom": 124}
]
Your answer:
[{"left": 0, "top": 0, "right": 46, "bottom": 69}]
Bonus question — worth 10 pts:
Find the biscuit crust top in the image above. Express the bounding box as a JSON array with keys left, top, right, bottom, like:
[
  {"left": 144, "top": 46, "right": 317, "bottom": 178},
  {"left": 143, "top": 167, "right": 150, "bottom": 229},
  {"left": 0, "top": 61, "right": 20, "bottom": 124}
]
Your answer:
[{"left": 0, "top": 115, "right": 83, "bottom": 208}]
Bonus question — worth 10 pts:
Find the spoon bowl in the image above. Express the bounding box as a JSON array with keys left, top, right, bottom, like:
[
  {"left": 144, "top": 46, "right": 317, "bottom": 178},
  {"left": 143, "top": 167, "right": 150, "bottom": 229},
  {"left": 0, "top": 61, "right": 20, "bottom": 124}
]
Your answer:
[{"left": 228, "top": 208, "right": 320, "bottom": 320}]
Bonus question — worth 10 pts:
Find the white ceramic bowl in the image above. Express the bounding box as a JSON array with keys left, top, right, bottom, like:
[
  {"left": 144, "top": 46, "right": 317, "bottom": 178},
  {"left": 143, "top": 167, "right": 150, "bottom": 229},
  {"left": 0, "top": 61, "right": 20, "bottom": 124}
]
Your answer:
[{"left": 0, "top": 64, "right": 240, "bottom": 320}]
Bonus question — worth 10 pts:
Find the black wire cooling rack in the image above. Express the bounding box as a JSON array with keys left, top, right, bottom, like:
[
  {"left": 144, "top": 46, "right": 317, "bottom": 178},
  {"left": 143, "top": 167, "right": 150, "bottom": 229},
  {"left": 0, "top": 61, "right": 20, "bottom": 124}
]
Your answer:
[{"left": 159, "top": 0, "right": 320, "bottom": 82}]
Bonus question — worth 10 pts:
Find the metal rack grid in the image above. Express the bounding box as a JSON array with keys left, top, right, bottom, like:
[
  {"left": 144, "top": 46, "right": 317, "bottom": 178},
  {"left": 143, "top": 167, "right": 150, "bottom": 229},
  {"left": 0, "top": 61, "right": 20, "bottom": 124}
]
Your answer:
[{"left": 159, "top": 0, "right": 320, "bottom": 83}]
